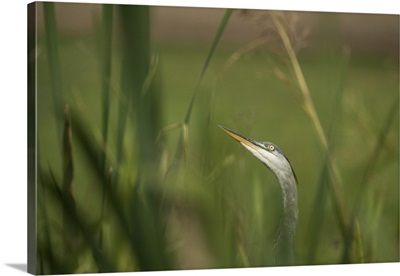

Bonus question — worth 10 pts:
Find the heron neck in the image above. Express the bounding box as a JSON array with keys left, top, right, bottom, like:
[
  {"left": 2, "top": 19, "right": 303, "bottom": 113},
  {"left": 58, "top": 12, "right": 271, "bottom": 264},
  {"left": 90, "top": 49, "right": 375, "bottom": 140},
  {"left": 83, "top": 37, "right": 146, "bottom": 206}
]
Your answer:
[{"left": 274, "top": 173, "right": 298, "bottom": 266}]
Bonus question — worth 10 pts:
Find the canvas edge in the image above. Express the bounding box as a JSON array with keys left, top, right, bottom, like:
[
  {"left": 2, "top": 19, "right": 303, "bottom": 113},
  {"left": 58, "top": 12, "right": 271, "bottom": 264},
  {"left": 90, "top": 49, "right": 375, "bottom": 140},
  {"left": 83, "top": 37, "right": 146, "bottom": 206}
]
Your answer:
[{"left": 27, "top": 2, "right": 38, "bottom": 275}]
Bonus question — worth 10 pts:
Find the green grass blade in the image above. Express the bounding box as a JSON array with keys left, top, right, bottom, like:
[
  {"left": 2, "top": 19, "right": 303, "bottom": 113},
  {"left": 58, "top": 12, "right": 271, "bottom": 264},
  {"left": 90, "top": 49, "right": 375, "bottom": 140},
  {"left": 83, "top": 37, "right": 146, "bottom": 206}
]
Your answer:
[
  {"left": 184, "top": 9, "right": 233, "bottom": 124},
  {"left": 116, "top": 5, "right": 163, "bottom": 183},
  {"left": 71, "top": 107, "right": 172, "bottom": 270},
  {"left": 98, "top": 3, "right": 114, "bottom": 250},
  {"left": 129, "top": 185, "right": 173, "bottom": 270},
  {"left": 358, "top": 101, "right": 398, "bottom": 190},
  {"left": 341, "top": 100, "right": 398, "bottom": 263},
  {"left": 37, "top": 171, "right": 56, "bottom": 274},
  {"left": 115, "top": 5, "right": 150, "bottom": 180},
  {"left": 61, "top": 106, "right": 79, "bottom": 264},
  {"left": 41, "top": 169, "right": 116, "bottom": 273},
  {"left": 100, "top": 4, "right": 114, "bottom": 169},
  {"left": 171, "top": 9, "right": 233, "bottom": 165},
  {"left": 305, "top": 159, "right": 330, "bottom": 263},
  {"left": 43, "top": 2, "right": 64, "bottom": 145}
]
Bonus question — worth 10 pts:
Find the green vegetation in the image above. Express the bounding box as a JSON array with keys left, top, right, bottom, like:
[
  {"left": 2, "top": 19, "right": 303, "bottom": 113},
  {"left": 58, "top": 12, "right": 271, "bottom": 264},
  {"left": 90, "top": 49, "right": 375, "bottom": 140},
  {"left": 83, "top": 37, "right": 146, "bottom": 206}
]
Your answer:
[{"left": 34, "top": 4, "right": 398, "bottom": 274}]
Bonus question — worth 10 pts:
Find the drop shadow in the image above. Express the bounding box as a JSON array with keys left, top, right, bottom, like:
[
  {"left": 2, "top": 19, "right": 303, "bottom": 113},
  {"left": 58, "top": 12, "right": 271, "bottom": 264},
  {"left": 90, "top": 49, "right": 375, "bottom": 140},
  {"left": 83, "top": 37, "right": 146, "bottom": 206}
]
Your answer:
[{"left": 6, "top": 263, "right": 27, "bottom": 273}]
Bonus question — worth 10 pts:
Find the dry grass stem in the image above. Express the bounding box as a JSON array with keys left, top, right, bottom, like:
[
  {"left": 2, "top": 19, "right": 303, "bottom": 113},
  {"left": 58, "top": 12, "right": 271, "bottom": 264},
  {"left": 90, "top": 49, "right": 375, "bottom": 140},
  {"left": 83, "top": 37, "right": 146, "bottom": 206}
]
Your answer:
[{"left": 270, "top": 12, "right": 349, "bottom": 234}]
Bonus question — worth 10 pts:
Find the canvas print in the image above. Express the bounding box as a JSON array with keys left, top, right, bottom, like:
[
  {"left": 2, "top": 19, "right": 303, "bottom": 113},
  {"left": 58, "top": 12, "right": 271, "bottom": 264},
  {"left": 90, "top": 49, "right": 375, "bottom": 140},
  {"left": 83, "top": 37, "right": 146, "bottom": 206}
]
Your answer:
[{"left": 27, "top": 1, "right": 399, "bottom": 274}]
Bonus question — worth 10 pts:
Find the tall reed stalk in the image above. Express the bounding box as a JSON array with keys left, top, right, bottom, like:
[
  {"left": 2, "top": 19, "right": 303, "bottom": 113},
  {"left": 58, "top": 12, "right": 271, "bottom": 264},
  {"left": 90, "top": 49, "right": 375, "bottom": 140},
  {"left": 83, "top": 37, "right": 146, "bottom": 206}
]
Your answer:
[{"left": 271, "top": 12, "right": 349, "bottom": 237}]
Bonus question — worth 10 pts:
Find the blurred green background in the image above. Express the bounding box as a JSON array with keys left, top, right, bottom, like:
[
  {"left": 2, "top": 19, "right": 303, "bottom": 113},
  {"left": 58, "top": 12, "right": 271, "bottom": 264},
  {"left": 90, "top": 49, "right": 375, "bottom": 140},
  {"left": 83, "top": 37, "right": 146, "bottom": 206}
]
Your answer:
[{"left": 32, "top": 2, "right": 398, "bottom": 274}]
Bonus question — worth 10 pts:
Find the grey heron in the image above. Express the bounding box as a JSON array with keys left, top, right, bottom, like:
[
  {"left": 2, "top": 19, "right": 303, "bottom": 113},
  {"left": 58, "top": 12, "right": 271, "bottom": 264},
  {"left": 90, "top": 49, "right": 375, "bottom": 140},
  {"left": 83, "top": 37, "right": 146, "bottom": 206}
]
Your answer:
[{"left": 219, "top": 125, "right": 298, "bottom": 266}]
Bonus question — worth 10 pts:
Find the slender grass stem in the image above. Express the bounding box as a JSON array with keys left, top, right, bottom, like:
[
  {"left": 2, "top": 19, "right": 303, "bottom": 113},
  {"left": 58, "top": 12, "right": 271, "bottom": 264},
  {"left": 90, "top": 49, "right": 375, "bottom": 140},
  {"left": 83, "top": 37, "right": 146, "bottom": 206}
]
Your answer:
[
  {"left": 100, "top": 4, "right": 113, "bottom": 170},
  {"left": 43, "top": 2, "right": 64, "bottom": 147},
  {"left": 168, "top": 9, "right": 233, "bottom": 167},
  {"left": 342, "top": 100, "right": 398, "bottom": 262},
  {"left": 184, "top": 9, "right": 233, "bottom": 125},
  {"left": 99, "top": 4, "right": 114, "bottom": 249},
  {"left": 354, "top": 219, "right": 364, "bottom": 263},
  {"left": 271, "top": 12, "right": 349, "bottom": 237},
  {"left": 62, "top": 106, "right": 78, "bottom": 262}
]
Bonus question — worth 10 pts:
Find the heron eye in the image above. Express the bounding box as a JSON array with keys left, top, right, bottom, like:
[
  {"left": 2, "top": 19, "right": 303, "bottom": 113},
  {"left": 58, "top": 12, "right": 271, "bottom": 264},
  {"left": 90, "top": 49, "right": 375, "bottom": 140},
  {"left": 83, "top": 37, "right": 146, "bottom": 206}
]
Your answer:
[{"left": 268, "top": 145, "right": 275, "bottom": 151}]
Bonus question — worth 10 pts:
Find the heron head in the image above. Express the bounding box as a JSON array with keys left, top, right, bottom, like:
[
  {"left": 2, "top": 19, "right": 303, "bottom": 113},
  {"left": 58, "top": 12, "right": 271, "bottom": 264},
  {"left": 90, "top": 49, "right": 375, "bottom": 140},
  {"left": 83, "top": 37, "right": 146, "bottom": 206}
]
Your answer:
[{"left": 219, "top": 125, "right": 297, "bottom": 182}]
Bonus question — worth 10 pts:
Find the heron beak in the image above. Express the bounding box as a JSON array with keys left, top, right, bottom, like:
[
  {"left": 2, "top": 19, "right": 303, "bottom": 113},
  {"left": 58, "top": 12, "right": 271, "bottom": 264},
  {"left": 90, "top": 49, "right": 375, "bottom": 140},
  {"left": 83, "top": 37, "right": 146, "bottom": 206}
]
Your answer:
[{"left": 219, "top": 125, "right": 261, "bottom": 151}]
